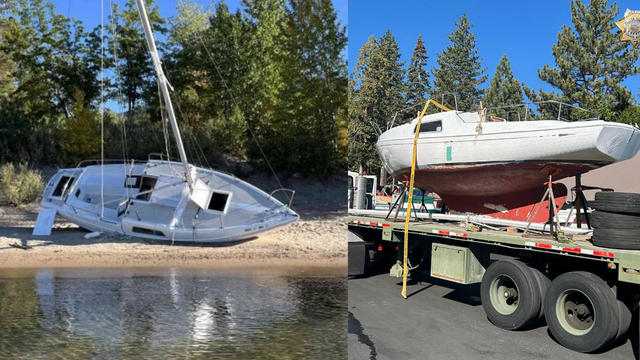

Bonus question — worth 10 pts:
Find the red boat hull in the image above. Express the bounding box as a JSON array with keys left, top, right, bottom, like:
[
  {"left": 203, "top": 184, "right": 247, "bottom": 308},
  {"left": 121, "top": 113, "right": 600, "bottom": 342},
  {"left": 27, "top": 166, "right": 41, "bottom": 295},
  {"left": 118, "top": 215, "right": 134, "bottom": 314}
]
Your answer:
[{"left": 396, "top": 161, "right": 599, "bottom": 222}]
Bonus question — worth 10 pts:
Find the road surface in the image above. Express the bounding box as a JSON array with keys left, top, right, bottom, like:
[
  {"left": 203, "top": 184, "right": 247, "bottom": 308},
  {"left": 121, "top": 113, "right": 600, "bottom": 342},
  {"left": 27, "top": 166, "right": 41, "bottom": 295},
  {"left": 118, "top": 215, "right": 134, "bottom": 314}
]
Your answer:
[{"left": 348, "top": 271, "right": 636, "bottom": 360}]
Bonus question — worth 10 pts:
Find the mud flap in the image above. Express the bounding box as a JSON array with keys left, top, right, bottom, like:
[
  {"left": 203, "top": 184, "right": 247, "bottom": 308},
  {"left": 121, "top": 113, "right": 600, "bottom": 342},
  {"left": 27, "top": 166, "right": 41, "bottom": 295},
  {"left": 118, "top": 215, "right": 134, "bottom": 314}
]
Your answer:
[{"left": 32, "top": 208, "right": 57, "bottom": 236}]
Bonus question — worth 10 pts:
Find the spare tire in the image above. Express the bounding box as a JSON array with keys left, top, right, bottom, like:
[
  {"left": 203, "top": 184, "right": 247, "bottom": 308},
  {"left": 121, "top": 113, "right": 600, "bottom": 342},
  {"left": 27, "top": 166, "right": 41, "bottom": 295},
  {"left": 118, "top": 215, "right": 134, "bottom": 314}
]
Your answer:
[
  {"left": 591, "top": 192, "right": 640, "bottom": 214},
  {"left": 592, "top": 228, "right": 640, "bottom": 250},
  {"left": 591, "top": 210, "right": 640, "bottom": 229}
]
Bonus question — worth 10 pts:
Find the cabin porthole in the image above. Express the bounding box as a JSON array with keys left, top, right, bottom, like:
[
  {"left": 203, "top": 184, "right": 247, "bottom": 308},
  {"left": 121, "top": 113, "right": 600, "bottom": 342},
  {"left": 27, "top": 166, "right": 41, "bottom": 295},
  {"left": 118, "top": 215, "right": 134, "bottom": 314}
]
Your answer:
[{"left": 206, "top": 191, "right": 232, "bottom": 213}]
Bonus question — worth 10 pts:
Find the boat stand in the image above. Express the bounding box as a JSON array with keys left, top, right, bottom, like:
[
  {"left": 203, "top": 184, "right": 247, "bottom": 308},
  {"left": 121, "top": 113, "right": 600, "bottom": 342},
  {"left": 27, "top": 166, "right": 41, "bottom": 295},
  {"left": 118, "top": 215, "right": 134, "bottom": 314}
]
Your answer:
[
  {"left": 524, "top": 170, "right": 566, "bottom": 241},
  {"left": 565, "top": 174, "right": 614, "bottom": 229},
  {"left": 386, "top": 184, "right": 419, "bottom": 222}
]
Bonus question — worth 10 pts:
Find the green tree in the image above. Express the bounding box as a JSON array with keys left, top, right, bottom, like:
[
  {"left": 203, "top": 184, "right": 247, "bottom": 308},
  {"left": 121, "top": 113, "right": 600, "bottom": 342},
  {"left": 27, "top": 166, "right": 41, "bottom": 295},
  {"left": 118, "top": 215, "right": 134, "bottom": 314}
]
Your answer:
[
  {"left": 169, "top": 1, "right": 250, "bottom": 159},
  {"left": 484, "top": 54, "right": 524, "bottom": 120},
  {"left": 528, "top": 0, "right": 639, "bottom": 121},
  {"left": 0, "top": 19, "right": 16, "bottom": 100},
  {"left": 404, "top": 34, "right": 430, "bottom": 117},
  {"left": 431, "top": 14, "right": 487, "bottom": 111},
  {"left": 276, "top": 0, "right": 347, "bottom": 175},
  {"left": 349, "top": 31, "right": 404, "bottom": 177},
  {"left": 59, "top": 91, "right": 100, "bottom": 164},
  {"left": 110, "top": 0, "right": 166, "bottom": 114}
]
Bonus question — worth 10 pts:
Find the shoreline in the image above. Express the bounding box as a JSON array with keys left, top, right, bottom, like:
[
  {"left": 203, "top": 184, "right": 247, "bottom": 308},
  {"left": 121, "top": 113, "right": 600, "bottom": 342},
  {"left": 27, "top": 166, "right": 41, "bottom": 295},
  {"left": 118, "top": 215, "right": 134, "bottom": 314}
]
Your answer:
[{"left": 0, "top": 202, "right": 347, "bottom": 270}]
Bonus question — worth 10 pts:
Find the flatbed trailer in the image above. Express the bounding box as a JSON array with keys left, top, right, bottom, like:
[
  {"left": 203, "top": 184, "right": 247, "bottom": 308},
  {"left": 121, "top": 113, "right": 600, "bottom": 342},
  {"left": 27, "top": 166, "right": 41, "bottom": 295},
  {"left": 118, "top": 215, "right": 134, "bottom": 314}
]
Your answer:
[{"left": 348, "top": 212, "right": 640, "bottom": 355}]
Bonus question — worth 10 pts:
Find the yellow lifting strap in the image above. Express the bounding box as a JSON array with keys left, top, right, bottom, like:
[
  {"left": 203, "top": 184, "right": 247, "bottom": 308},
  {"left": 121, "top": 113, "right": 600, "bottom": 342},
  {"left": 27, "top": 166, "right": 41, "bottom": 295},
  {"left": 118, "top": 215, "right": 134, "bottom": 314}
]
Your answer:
[{"left": 401, "top": 99, "right": 451, "bottom": 299}]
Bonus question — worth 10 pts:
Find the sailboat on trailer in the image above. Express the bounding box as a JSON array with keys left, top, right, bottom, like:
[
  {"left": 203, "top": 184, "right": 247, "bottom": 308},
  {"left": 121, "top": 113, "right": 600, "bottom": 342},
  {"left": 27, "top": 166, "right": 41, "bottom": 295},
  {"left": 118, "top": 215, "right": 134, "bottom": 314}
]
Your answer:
[
  {"left": 376, "top": 100, "right": 640, "bottom": 222},
  {"left": 32, "top": 0, "right": 299, "bottom": 242}
]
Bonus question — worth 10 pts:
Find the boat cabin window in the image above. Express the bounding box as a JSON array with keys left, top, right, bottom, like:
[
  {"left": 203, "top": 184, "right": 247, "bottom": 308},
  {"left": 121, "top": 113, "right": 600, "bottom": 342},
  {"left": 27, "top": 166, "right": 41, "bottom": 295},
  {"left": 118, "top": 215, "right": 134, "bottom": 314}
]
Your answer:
[
  {"left": 135, "top": 176, "right": 158, "bottom": 201},
  {"left": 207, "top": 191, "right": 231, "bottom": 213},
  {"left": 415, "top": 120, "right": 442, "bottom": 133},
  {"left": 124, "top": 175, "right": 142, "bottom": 188},
  {"left": 51, "top": 176, "right": 75, "bottom": 198}
]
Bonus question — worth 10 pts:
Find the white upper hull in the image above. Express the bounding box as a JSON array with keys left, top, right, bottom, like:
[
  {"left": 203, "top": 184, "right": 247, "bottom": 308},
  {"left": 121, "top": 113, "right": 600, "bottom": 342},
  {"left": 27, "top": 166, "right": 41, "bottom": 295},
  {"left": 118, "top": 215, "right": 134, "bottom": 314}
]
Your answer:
[
  {"left": 377, "top": 112, "right": 640, "bottom": 177},
  {"left": 35, "top": 160, "right": 298, "bottom": 243}
]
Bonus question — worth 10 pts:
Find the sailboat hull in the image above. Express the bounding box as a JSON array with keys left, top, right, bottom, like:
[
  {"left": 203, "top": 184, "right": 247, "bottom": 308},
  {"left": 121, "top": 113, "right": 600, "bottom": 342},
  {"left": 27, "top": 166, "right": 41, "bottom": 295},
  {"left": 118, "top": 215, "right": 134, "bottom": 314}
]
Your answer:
[
  {"left": 377, "top": 116, "right": 640, "bottom": 221},
  {"left": 35, "top": 161, "right": 299, "bottom": 243}
]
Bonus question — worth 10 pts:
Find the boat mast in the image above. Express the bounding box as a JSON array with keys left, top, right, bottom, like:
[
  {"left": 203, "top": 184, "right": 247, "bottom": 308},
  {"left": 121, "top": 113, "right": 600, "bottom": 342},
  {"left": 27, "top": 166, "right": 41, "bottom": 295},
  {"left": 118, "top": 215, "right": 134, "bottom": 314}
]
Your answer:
[{"left": 135, "top": 0, "right": 193, "bottom": 188}]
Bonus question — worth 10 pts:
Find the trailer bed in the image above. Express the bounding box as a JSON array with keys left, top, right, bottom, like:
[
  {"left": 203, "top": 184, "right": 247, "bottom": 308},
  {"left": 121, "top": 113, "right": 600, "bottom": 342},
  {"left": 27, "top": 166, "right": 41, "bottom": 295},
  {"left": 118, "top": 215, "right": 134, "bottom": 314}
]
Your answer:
[{"left": 349, "top": 214, "right": 640, "bottom": 284}]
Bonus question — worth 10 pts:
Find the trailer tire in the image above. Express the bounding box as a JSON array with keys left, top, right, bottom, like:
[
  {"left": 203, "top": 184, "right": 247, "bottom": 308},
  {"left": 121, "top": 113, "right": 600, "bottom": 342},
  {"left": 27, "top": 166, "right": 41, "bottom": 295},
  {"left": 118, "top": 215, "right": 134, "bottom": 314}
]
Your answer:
[
  {"left": 480, "top": 260, "right": 541, "bottom": 330},
  {"left": 530, "top": 267, "right": 551, "bottom": 323},
  {"left": 591, "top": 192, "right": 640, "bottom": 215},
  {"left": 591, "top": 228, "right": 640, "bottom": 250},
  {"left": 591, "top": 210, "right": 640, "bottom": 230},
  {"left": 544, "top": 271, "right": 619, "bottom": 353},
  {"left": 615, "top": 299, "right": 632, "bottom": 343}
]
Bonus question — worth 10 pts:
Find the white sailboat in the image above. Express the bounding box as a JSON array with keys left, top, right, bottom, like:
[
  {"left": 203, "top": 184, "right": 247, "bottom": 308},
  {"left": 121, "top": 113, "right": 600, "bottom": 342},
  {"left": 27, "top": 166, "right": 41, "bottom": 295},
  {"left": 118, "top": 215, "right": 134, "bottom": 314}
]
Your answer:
[
  {"left": 32, "top": 0, "right": 298, "bottom": 242},
  {"left": 376, "top": 102, "right": 640, "bottom": 221}
]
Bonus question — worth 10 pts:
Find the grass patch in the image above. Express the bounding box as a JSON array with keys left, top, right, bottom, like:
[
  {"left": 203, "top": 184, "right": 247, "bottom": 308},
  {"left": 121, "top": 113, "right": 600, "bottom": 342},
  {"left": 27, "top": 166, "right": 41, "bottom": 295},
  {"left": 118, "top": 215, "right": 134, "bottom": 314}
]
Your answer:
[{"left": 0, "top": 163, "right": 44, "bottom": 205}]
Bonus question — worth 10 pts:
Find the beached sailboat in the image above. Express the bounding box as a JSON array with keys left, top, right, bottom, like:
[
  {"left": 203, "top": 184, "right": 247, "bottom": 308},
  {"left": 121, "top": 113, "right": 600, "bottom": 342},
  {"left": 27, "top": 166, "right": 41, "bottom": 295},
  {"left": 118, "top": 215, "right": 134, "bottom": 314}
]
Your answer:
[
  {"left": 376, "top": 103, "right": 640, "bottom": 221},
  {"left": 32, "top": 0, "right": 298, "bottom": 242}
]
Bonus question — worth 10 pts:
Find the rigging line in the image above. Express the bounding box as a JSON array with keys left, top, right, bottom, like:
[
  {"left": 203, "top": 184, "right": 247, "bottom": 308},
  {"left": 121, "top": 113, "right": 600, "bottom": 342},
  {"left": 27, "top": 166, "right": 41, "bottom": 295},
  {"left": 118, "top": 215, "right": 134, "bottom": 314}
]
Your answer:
[
  {"left": 100, "top": 0, "right": 105, "bottom": 218},
  {"left": 157, "top": 80, "right": 176, "bottom": 174},
  {"left": 171, "top": 90, "right": 212, "bottom": 170},
  {"left": 191, "top": 32, "right": 286, "bottom": 192},
  {"left": 109, "top": 0, "right": 130, "bottom": 173}
]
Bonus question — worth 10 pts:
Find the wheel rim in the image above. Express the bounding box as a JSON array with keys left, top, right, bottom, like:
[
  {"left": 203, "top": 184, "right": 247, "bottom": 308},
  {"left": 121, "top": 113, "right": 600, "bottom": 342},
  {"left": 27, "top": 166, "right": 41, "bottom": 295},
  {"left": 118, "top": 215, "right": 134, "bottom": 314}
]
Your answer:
[
  {"left": 489, "top": 274, "right": 519, "bottom": 315},
  {"left": 555, "top": 289, "right": 595, "bottom": 336}
]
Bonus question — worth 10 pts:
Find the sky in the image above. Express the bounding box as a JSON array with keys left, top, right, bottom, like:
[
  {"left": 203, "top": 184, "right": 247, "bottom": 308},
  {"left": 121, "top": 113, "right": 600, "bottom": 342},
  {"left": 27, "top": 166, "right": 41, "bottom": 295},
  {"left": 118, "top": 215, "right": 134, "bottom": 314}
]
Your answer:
[{"left": 348, "top": 0, "right": 640, "bottom": 100}]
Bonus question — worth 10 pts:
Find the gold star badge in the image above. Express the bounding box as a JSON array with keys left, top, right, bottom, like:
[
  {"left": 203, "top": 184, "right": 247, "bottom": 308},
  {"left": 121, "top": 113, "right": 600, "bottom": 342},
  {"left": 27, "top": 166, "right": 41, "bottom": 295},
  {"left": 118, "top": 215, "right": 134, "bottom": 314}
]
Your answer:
[{"left": 616, "top": 9, "right": 640, "bottom": 48}]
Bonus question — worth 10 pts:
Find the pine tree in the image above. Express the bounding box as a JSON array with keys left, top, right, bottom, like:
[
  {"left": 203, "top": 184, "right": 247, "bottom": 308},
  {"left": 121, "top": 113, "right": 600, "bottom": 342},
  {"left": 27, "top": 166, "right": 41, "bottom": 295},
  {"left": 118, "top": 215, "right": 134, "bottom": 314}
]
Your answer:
[
  {"left": 484, "top": 54, "right": 524, "bottom": 120},
  {"left": 431, "top": 14, "right": 487, "bottom": 111},
  {"left": 529, "top": 0, "right": 639, "bottom": 121},
  {"left": 404, "top": 35, "right": 430, "bottom": 117},
  {"left": 349, "top": 31, "right": 404, "bottom": 176},
  {"left": 277, "top": 0, "right": 347, "bottom": 175},
  {"left": 110, "top": 0, "right": 167, "bottom": 114}
]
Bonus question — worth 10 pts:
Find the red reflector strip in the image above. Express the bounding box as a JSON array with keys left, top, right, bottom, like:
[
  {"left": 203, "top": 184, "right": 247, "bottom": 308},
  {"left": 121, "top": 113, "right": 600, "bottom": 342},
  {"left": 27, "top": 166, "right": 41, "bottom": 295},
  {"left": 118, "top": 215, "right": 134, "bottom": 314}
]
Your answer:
[
  {"left": 432, "top": 229, "right": 468, "bottom": 238},
  {"left": 350, "top": 220, "right": 389, "bottom": 228},
  {"left": 593, "top": 250, "right": 614, "bottom": 258},
  {"left": 524, "top": 241, "right": 614, "bottom": 258}
]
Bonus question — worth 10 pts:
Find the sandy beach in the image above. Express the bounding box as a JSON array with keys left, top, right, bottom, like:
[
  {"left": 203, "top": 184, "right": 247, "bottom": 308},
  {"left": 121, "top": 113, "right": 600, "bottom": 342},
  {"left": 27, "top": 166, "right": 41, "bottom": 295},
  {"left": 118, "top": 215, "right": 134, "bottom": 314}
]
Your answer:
[{"left": 0, "top": 173, "right": 347, "bottom": 269}]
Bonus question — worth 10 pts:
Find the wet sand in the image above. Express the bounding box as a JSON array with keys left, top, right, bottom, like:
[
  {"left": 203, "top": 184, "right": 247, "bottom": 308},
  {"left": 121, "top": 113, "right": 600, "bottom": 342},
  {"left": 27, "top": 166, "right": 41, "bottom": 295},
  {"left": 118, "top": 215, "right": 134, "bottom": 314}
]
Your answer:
[{"left": 0, "top": 174, "right": 347, "bottom": 270}]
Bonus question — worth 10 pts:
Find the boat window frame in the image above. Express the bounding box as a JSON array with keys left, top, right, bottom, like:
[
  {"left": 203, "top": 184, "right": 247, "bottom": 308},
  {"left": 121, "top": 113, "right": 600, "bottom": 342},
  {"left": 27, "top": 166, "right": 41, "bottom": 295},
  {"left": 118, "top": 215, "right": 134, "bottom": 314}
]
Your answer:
[
  {"left": 204, "top": 190, "right": 233, "bottom": 214},
  {"left": 414, "top": 120, "right": 443, "bottom": 134},
  {"left": 124, "top": 175, "right": 142, "bottom": 189},
  {"left": 135, "top": 176, "right": 158, "bottom": 201},
  {"left": 50, "top": 175, "right": 76, "bottom": 200}
]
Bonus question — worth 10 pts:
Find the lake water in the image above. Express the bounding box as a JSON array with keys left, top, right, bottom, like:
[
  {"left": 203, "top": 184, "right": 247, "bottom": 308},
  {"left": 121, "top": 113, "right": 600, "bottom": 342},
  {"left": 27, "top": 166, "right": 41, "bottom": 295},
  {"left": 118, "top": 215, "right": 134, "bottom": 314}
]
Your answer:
[{"left": 0, "top": 267, "right": 346, "bottom": 359}]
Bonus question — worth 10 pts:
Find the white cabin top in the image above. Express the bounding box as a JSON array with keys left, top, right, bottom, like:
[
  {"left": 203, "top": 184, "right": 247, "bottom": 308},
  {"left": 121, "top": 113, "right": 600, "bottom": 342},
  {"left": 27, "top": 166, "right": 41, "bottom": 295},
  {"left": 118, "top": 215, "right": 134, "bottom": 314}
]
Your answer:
[{"left": 379, "top": 110, "right": 611, "bottom": 142}]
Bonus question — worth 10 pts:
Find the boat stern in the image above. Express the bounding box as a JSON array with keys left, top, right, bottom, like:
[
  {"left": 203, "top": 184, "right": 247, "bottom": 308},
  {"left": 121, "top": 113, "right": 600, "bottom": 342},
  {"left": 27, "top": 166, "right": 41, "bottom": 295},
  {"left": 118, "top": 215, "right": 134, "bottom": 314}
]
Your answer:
[{"left": 596, "top": 123, "right": 640, "bottom": 161}]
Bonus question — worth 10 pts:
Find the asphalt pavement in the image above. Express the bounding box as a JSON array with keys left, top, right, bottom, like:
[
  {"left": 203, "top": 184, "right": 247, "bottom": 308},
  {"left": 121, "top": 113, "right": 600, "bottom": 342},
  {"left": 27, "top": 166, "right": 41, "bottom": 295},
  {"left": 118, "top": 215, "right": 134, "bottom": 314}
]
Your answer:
[{"left": 348, "top": 271, "right": 637, "bottom": 360}]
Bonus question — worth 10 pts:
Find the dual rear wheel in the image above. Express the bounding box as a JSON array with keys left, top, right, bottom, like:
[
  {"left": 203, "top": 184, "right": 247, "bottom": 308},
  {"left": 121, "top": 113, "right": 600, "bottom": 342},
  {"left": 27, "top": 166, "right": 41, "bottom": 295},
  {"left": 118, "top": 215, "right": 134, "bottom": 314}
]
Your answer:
[{"left": 481, "top": 261, "right": 631, "bottom": 353}]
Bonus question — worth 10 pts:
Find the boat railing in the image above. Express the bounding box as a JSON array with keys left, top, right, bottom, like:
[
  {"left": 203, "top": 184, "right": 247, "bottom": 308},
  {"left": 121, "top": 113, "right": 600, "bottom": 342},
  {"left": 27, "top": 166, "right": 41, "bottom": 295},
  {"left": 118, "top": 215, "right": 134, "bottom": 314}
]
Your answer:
[
  {"left": 269, "top": 188, "right": 296, "bottom": 209},
  {"left": 432, "top": 92, "right": 459, "bottom": 112},
  {"left": 148, "top": 152, "right": 182, "bottom": 162},
  {"left": 486, "top": 100, "right": 601, "bottom": 122},
  {"left": 76, "top": 159, "right": 147, "bottom": 168}
]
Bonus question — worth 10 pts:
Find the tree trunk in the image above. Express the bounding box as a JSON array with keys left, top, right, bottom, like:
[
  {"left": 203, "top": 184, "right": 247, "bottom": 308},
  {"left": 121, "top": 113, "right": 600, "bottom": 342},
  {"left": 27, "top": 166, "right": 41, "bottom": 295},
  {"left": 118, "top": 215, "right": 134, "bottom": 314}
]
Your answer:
[{"left": 380, "top": 166, "right": 387, "bottom": 187}]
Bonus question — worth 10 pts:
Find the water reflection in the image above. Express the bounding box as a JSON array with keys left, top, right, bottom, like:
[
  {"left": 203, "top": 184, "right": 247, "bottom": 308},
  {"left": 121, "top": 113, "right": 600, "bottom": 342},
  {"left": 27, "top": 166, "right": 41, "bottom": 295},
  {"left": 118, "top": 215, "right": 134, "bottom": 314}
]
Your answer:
[{"left": 0, "top": 268, "right": 346, "bottom": 359}]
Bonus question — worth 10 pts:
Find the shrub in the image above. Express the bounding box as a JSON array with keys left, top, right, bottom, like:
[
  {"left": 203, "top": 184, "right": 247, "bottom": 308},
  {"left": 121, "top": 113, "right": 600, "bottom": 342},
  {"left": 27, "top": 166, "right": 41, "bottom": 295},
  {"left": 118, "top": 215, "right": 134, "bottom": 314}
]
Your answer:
[{"left": 0, "top": 163, "right": 44, "bottom": 205}]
